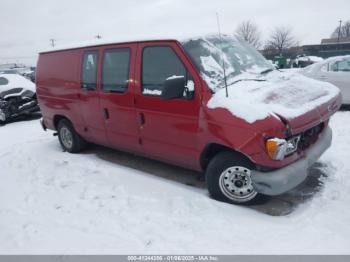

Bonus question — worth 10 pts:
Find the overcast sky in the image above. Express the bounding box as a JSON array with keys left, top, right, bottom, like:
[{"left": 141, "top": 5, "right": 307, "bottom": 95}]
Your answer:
[{"left": 0, "top": 0, "right": 349, "bottom": 65}]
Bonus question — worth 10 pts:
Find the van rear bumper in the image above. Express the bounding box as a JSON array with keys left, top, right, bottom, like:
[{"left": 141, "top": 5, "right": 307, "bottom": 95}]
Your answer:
[{"left": 251, "top": 126, "right": 332, "bottom": 196}]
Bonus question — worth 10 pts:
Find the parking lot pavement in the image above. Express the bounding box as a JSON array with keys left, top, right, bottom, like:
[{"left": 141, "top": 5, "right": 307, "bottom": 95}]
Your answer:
[{"left": 92, "top": 144, "right": 329, "bottom": 216}]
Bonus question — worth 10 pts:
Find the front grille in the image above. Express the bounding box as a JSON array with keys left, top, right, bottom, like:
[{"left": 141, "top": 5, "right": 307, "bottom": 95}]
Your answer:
[{"left": 298, "top": 123, "right": 324, "bottom": 151}]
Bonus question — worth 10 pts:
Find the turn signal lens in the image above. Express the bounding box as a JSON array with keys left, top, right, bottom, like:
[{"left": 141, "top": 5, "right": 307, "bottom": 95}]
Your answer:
[{"left": 266, "top": 138, "right": 288, "bottom": 160}]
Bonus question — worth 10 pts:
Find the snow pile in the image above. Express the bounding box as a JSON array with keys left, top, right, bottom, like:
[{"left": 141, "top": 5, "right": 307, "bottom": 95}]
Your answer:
[
  {"left": 296, "top": 56, "right": 323, "bottom": 63},
  {"left": 207, "top": 70, "right": 340, "bottom": 123},
  {"left": 0, "top": 74, "right": 35, "bottom": 93},
  {"left": 306, "top": 56, "right": 324, "bottom": 63}
]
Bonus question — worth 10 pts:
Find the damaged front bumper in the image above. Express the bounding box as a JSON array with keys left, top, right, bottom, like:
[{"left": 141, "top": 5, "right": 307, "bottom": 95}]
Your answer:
[
  {"left": 0, "top": 98, "right": 40, "bottom": 123},
  {"left": 251, "top": 126, "right": 332, "bottom": 196}
]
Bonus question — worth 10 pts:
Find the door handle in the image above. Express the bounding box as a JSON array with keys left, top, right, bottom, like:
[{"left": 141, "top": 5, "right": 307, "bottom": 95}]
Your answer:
[
  {"left": 139, "top": 112, "right": 145, "bottom": 125},
  {"left": 103, "top": 108, "right": 109, "bottom": 120}
]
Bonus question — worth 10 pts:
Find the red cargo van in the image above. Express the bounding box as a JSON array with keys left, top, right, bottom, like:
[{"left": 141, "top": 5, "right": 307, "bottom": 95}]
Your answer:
[{"left": 36, "top": 35, "right": 341, "bottom": 205}]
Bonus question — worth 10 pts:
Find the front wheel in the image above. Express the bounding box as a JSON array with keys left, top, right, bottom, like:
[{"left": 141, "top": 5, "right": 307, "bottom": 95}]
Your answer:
[
  {"left": 57, "top": 119, "right": 86, "bottom": 153},
  {"left": 205, "top": 151, "right": 267, "bottom": 205}
]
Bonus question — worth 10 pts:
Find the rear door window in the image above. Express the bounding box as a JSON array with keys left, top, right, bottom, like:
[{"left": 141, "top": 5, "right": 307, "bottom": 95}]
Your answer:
[
  {"left": 81, "top": 51, "right": 98, "bottom": 90},
  {"left": 102, "top": 48, "right": 130, "bottom": 93}
]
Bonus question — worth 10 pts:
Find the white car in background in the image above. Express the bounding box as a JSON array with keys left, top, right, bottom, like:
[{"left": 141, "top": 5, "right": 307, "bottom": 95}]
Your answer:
[
  {"left": 302, "top": 55, "right": 350, "bottom": 105},
  {"left": 0, "top": 74, "right": 40, "bottom": 124},
  {"left": 293, "top": 55, "right": 324, "bottom": 68}
]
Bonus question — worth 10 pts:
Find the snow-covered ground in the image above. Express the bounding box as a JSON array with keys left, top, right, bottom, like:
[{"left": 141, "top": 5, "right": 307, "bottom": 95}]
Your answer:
[{"left": 1, "top": 112, "right": 350, "bottom": 254}]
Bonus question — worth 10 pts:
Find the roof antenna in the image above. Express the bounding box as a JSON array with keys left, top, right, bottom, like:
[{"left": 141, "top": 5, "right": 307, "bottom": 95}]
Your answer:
[{"left": 216, "top": 12, "right": 229, "bottom": 98}]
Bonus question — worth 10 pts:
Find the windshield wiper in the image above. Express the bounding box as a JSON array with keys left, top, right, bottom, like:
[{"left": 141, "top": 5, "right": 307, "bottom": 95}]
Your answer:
[
  {"left": 226, "top": 78, "right": 266, "bottom": 88},
  {"left": 260, "top": 68, "right": 274, "bottom": 75}
]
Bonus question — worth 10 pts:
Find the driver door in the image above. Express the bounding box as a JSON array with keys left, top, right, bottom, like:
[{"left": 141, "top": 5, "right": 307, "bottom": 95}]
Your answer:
[{"left": 134, "top": 42, "right": 202, "bottom": 170}]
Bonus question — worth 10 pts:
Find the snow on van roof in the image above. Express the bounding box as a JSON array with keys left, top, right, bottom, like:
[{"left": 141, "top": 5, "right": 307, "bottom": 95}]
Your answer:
[
  {"left": 39, "top": 33, "right": 236, "bottom": 54},
  {"left": 40, "top": 36, "right": 180, "bottom": 53}
]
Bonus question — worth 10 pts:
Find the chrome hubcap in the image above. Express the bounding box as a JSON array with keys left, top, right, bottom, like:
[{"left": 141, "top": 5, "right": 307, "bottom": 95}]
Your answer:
[
  {"left": 60, "top": 127, "right": 73, "bottom": 149},
  {"left": 219, "top": 166, "right": 257, "bottom": 202}
]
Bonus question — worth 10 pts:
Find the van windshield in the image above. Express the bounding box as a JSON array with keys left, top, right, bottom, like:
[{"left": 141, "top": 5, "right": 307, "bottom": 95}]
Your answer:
[{"left": 182, "top": 35, "right": 274, "bottom": 92}]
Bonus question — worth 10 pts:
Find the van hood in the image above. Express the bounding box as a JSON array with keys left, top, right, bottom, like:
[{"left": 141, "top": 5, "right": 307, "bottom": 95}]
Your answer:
[{"left": 207, "top": 70, "right": 341, "bottom": 134}]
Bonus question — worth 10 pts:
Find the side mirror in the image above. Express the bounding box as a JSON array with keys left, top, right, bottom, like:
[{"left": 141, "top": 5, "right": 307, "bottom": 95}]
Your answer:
[{"left": 161, "top": 76, "right": 186, "bottom": 100}]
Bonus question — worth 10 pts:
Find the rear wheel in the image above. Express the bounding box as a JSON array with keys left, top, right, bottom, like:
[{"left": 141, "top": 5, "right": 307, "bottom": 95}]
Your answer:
[
  {"left": 57, "top": 119, "right": 86, "bottom": 153},
  {"left": 205, "top": 151, "right": 267, "bottom": 205}
]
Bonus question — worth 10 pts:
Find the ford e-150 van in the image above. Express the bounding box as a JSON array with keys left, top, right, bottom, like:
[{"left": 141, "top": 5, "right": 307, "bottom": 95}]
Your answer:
[{"left": 36, "top": 35, "right": 341, "bottom": 205}]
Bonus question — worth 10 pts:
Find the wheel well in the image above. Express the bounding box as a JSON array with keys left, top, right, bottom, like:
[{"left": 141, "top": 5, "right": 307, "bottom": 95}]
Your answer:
[
  {"left": 200, "top": 143, "right": 255, "bottom": 171},
  {"left": 53, "top": 115, "right": 69, "bottom": 130}
]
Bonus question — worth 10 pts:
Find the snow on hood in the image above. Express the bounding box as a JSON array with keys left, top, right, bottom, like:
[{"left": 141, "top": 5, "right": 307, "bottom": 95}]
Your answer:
[
  {"left": 207, "top": 70, "right": 340, "bottom": 123},
  {"left": 0, "top": 74, "right": 35, "bottom": 93}
]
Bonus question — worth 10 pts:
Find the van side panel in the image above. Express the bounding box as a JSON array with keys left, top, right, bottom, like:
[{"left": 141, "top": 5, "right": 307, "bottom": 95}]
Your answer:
[{"left": 36, "top": 50, "right": 84, "bottom": 133}]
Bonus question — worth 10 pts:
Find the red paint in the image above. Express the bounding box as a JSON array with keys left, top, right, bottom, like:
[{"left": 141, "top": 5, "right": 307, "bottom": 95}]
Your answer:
[{"left": 36, "top": 40, "right": 341, "bottom": 172}]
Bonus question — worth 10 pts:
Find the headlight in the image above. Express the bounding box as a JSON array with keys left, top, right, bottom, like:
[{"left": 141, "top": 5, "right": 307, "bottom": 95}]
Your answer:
[
  {"left": 266, "top": 135, "right": 300, "bottom": 160},
  {"left": 266, "top": 138, "right": 288, "bottom": 160}
]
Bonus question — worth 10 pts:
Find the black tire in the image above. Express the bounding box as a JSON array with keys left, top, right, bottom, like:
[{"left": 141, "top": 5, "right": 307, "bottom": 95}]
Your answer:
[
  {"left": 57, "top": 119, "right": 86, "bottom": 153},
  {"left": 205, "top": 151, "right": 268, "bottom": 205}
]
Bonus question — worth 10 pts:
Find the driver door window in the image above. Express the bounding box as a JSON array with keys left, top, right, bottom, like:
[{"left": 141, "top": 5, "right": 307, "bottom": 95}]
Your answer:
[{"left": 141, "top": 46, "right": 194, "bottom": 97}]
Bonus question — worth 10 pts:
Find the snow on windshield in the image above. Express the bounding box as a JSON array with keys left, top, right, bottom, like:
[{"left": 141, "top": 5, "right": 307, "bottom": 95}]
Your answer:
[{"left": 182, "top": 34, "right": 273, "bottom": 92}]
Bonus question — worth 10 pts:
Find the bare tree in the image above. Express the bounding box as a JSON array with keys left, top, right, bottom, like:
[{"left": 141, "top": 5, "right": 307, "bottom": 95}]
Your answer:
[
  {"left": 266, "top": 26, "right": 297, "bottom": 53},
  {"left": 235, "top": 20, "right": 261, "bottom": 49},
  {"left": 331, "top": 20, "right": 350, "bottom": 38}
]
